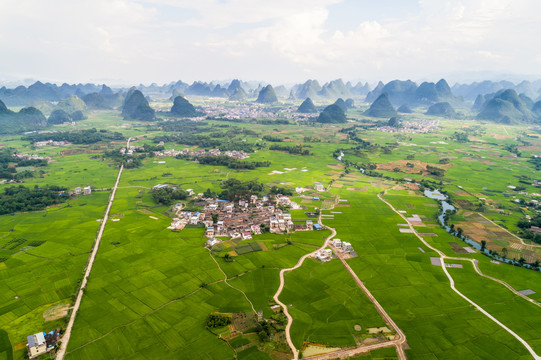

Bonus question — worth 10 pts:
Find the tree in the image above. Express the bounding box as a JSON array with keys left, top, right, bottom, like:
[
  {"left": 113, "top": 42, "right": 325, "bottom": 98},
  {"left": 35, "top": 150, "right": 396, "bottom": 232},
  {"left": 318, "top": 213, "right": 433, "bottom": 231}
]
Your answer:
[
  {"left": 480, "top": 240, "right": 486, "bottom": 252},
  {"left": 212, "top": 214, "right": 219, "bottom": 223},
  {"left": 502, "top": 247, "right": 508, "bottom": 258},
  {"left": 456, "top": 227, "right": 463, "bottom": 238}
]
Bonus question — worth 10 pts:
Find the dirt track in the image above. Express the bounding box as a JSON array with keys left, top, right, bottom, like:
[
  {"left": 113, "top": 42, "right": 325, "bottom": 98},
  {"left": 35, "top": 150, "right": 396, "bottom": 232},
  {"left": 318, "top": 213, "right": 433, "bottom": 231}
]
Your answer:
[{"left": 378, "top": 193, "right": 541, "bottom": 360}]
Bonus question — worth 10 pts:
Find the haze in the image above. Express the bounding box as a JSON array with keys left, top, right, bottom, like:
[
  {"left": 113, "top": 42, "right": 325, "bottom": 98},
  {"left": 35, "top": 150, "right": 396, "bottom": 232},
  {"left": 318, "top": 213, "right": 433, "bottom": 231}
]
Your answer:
[{"left": 1, "top": 0, "right": 541, "bottom": 85}]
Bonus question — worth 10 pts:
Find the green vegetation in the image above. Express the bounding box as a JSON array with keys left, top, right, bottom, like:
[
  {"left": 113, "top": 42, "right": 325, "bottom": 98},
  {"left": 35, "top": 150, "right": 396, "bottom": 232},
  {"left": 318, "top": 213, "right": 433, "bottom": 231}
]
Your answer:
[
  {"left": 0, "top": 185, "right": 68, "bottom": 215},
  {"left": 297, "top": 97, "right": 317, "bottom": 113},
  {"left": 364, "top": 93, "right": 397, "bottom": 118},
  {"left": 121, "top": 89, "right": 155, "bottom": 121},
  {"left": 256, "top": 85, "right": 278, "bottom": 104},
  {"left": 22, "top": 128, "right": 124, "bottom": 144},
  {"left": 1, "top": 95, "right": 540, "bottom": 360},
  {"left": 426, "top": 101, "right": 456, "bottom": 117},
  {"left": 317, "top": 104, "right": 346, "bottom": 123},
  {"left": 170, "top": 96, "right": 201, "bottom": 117},
  {"left": 0, "top": 99, "right": 46, "bottom": 134}
]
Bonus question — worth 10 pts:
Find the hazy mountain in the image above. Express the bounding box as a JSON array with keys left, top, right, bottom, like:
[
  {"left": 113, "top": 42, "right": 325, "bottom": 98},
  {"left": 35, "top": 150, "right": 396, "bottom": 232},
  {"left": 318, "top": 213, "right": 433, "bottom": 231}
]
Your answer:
[
  {"left": 345, "top": 98, "right": 355, "bottom": 108},
  {"left": 56, "top": 95, "right": 87, "bottom": 114},
  {"left": 297, "top": 97, "right": 317, "bottom": 113},
  {"left": 532, "top": 101, "right": 541, "bottom": 117},
  {"left": 333, "top": 98, "right": 347, "bottom": 112},
  {"left": 397, "top": 104, "right": 413, "bottom": 113},
  {"left": 472, "top": 94, "right": 486, "bottom": 111},
  {"left": 350, "top": 81, "right": 371, "bottom": 96},
  {"left": 317, "top": 104, "right": 346, "bottom": 123},
  {"left": 274, "top": 85, "right": 289, "bottom": 98},
  {"left": 0, "top": 81, "right": 101, "bottom": 106},
  {"left": 366, "top": 80, "right": 417, "bottom": 105},
  {"left": 320, "top": 79, "right": 351, "bottom": 99},
  {"left": 83, "top": 91, "right": 124, "bottom": 110},
  {"left": 452, "top": 80, "right": 517, "bottom": 100},
  {"left": 186, "top": 81, "right": 213, "bottom": 96},
  {"left": 0, "top": 98, "right": 47, "bottom": 133},
  {"left": 519, "top": 93, "right": 534, "bottom": 109},
  {"left": 294, "top": 80, "right": 322, "bottom": 100},
  {"left": 477, "top": 89, "right": 534, "bottom": 123},
  {"left": 122, "top": 89, "right": 155, "bottom": 121},
  {"left": 48, "top": 109, "right": 72, "bottom": 124},
  {"left": 227, "top": 80, "right": 247, "bottom": 98},
  {"left": 170, "top": 96, "right": 200, "bottom": 117},
  {"left": 229, "top": 88, "right": 247, "bottom": 101},
  {"left": 426, "top": 102, "right": 456, "bottom": 118},
  {"left": 364, "top": 93, "right": 397, "bottom": 118},
  {"left": 256, "top": 85, "right": 278, "bottom": 104}
]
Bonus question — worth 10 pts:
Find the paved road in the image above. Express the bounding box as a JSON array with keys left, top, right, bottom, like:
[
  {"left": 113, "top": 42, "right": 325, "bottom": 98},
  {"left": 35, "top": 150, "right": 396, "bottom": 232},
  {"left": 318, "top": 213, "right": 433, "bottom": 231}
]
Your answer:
[
  {"left": 55, "top": 139, "right": 130, "bottom": 360},
  {"left": 378, "top": 193, "right": 541, "bottom": 360}
]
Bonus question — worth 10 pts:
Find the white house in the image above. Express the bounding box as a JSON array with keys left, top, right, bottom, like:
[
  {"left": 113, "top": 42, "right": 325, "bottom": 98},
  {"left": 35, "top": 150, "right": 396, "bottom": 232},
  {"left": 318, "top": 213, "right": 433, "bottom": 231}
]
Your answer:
[
  {"left": 342, "top": 242, "right": 352, "bottom": 251},
  {"left": 333, "top": 238, "right": 342, "bottom": 248},
  {"left": 83, "top": 186, "right": 92, "bottom": 195},
  {"left": 27, "top": 333, "right": 47, "bottom": 358},
  {"left": 315, "top": 184, "right": 325, "bottom": 192}
]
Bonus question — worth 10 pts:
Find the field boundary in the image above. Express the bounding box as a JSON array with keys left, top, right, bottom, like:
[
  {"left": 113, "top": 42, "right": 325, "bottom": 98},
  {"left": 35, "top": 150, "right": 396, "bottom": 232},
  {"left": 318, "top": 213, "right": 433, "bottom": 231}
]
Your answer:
[{"left": 379, "top": 193, "right": 541, "bottom": 360}]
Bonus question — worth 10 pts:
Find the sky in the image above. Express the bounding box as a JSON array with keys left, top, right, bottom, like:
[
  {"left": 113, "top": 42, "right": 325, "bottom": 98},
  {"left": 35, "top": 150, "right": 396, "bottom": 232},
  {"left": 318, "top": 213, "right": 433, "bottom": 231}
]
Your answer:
[{"left": 0, "top": 0, "right": 540, "bottom": 86}]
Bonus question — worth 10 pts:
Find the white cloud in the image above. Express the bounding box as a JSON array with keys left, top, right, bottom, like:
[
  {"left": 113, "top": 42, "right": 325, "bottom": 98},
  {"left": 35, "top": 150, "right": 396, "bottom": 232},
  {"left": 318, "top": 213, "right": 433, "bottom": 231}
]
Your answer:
[{"left": 0, "top": 0, "right": 540, "bottom": 84}]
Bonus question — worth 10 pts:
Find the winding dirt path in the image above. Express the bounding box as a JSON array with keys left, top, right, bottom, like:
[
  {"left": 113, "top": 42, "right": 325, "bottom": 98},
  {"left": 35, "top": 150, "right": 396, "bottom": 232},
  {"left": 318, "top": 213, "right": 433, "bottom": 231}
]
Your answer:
[
  {"left": 208, "top": 250, "right": 257, "bottom": 314},
  {"left": 378, "top": 193, "right": 541, "bottom": 360},
  {"left": 56, "top": 138, "right": 131, "bottom": 360},
  {"left": 272, "top": 227, "right": 335, "bottom": 359}
]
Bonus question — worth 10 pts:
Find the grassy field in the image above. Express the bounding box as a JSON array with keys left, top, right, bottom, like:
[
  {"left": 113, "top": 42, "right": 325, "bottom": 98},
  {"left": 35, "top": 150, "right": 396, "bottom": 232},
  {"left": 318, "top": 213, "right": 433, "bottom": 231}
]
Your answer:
[{"left": 1, "top": 105, "right": 540, "bottom": 359}]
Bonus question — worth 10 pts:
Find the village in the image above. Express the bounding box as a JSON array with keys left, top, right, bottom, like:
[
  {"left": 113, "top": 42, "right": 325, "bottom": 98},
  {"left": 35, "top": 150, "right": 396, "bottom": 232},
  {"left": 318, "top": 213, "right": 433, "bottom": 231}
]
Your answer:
[
  {"left": 167, "top": 192, "right": 317, "bottom": 246},
  {"left": 120, "top": 144, "right": 249, "bottom": 160},
  {"left": 376, "top": 119, "right": 439, "bottom": 134}
]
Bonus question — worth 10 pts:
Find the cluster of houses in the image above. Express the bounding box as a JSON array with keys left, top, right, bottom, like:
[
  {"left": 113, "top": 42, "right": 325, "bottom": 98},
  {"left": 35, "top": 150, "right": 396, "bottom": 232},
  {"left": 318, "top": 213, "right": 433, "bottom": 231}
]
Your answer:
[
  {"left": 12, "top": 153, "right": 52, "bottom": 162},
  {"left": 120, "top": 145, "right": 144, "bottom": 155},
  {"left": 33, "top": 140, "right": 70, "bottom": 147},
  {"left": 26, "top": 330, "right": 60, "bottom": 358},
  {"left": 153, "top": 147, "right": 249, "bottom": 160},
  {"left": 74, "top": 186, "right": 92, "bottom": 195},
  {"left": 377, "top": 119, "right": 439, "bottom": 134},
  {"left": 168, "top": 194, "right": 315, "bottom": 241},
  {"left": 314, "top": 238, "right": 354, "bottom": 262}
]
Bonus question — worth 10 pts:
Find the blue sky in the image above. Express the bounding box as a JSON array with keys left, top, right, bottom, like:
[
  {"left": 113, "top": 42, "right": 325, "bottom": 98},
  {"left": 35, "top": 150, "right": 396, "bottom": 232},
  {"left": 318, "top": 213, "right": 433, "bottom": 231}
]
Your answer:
[{"left": 0, "top": 0, "right": 540, "bottom": 85}]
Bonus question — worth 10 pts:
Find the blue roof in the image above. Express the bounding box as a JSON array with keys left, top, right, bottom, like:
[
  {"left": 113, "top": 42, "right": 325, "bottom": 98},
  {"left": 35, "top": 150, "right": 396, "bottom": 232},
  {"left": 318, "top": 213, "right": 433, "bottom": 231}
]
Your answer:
[
  {"left": 313, "top": 224, "right": 323, "bottom": 230},
  {"left": 313, "top": 197, "right": 320, "bottom": 200},
  {"left": 216, "top": 199, "right": 228, "bottom": 202},
  {"left": 194, "top": 212, "right": 200, "bottom": 216}
]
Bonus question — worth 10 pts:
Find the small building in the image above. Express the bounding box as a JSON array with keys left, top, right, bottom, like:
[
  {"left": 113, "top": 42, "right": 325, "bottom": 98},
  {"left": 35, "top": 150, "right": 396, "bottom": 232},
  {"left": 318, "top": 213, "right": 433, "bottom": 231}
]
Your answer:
[
  {"left": 83, "top": 186, "right": 91, "bottom": 195},
  {"left": 342, "top": 242, "right": 352, "bottom": 251},
  {"left": 315, "top": 249, "right": 333, "bottom": 262},
  {"left": 186, "top": 189, "right": 194, "bottom": 196},
  {"left": 205, "top": 238, "right": 219, "bottom": 247},
  {"left": 333, "top": 238, "right": 342, "bottom": 248},
  {"left": 306, "top": 220, "right": 313, "bottom": 230},
  {"left": 295, "top": 186, "right": 304, "bottom": 194},
  {"left": 313, "top": 197, "right": 320, "bottom": 201},
  {"left": 250, "top": 195, "right": 258, "bottom": 204},
  {"left": 27, "top": 332, "right": 47, "bottom": 358},
  {"left": 315, "top": 184, "right": 325, "bottom": 192},
  {"left": 74, "top": 187, "right": 82, "bottom": 195},
  {"left": 205, "top": 226, "right": 215, "bottom": 238},
  {"left": 313, "top": 224, "right": 323, "bottom": 230}
]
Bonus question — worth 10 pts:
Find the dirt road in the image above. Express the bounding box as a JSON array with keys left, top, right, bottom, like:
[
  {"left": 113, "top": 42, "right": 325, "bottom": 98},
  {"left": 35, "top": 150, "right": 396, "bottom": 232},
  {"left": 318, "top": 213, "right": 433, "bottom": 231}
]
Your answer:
[
  {"left": 55, "top": 139, "right": 129, "bottom": 360},
  {"left": 378, "top": 193, "right": 541, "bottom": 360},
  {"left": 272, "top": 225, "right": 336, "bottom": 359}
]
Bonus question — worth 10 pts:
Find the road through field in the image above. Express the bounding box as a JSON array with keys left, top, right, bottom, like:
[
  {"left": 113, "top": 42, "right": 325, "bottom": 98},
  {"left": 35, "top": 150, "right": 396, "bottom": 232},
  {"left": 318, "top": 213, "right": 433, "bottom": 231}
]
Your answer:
[
  {"left": 273, "top": 223, "right": 335, "bottom": 360},
  {"left": 55, "top": 138, "right": 130, "bottom": 360},
  {"left": 378, "top": 193, "right": 541, "bottom": 360}
]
